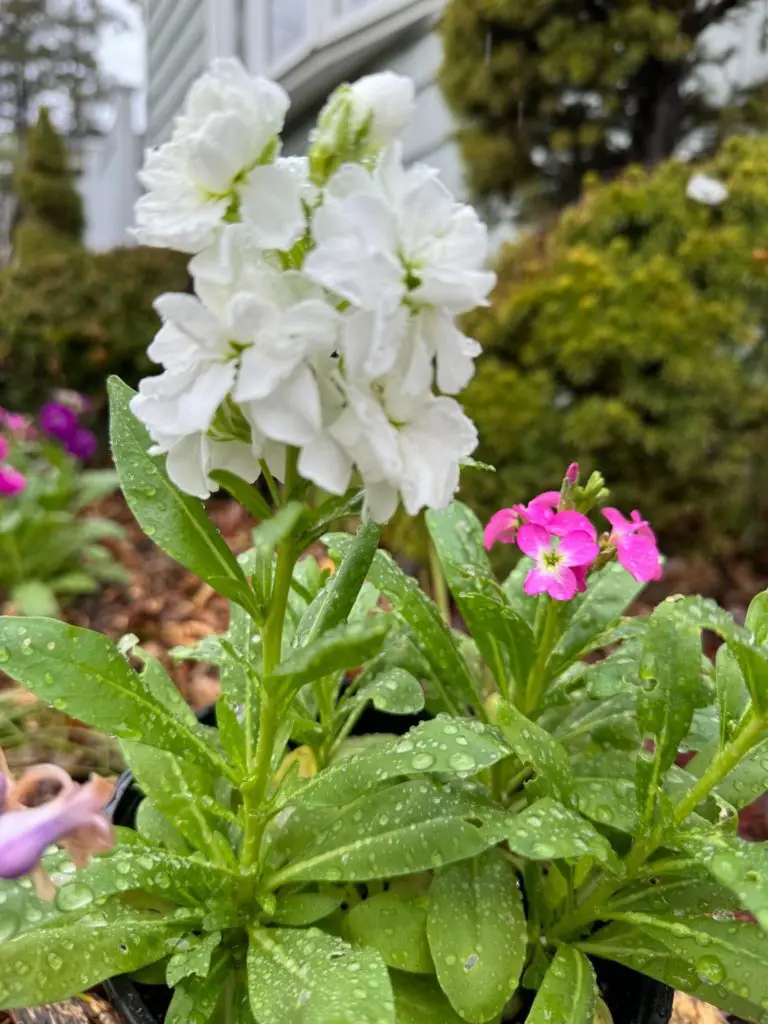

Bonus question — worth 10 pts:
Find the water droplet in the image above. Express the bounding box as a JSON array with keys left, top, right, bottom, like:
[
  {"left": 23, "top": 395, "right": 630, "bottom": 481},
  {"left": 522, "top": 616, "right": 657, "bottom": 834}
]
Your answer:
[
  {"left": 55, "top": 883, "right": 94, "bottom": 912},
  {"left": 47, "top": 952, "right": 63, "bottom": 971},
  {"left": 696, "top": 955, "right": 725, "bottom": 985},
  {"left": 531, "top": 841, "right": 556, "bottom": 858},
  {"left": 412, "top": 753, "right": 435, "bottom": 770},
  {"left": 464, "top": 953, "right": 480, "bottom": 971},
  {"left": 448, "top": 751, "right": 476, "bottom": 771}
]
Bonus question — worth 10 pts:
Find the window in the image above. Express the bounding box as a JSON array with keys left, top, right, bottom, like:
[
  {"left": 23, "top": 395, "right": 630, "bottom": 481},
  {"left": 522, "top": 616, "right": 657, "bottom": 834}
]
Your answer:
[
  {"left": 267, "top": 0, "right": 309, "bottom": 64},
  {"left": 335, "top": 0, "right": 378, "bottom": 12}
]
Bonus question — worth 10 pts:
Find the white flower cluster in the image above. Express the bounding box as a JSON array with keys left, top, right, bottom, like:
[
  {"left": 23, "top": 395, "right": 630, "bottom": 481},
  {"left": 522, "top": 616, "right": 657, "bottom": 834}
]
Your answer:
[{"left": 132, "top": 59, "right": 495, "bottom": 522}]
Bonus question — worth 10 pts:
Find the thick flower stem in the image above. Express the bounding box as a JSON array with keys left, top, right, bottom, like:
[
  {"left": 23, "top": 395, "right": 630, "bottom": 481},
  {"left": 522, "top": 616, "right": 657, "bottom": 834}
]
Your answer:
[
  {"left": 523, "top": 598, "right": 559, "bottom": 714},
  {"left": 551, "top": 707, "right": 766, "bottom": 941}
]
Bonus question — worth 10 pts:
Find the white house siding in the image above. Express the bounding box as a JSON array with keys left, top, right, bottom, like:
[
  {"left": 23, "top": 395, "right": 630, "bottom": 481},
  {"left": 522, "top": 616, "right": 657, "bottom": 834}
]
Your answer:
[{"left": 146, "top": 0, "right": 208, "bottom": 147}]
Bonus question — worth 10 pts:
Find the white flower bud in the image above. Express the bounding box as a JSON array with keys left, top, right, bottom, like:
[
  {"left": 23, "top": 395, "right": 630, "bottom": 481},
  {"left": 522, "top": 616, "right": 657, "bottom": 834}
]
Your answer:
[{"left": 348, "top": 72, "right": 416, "bottom": 147}]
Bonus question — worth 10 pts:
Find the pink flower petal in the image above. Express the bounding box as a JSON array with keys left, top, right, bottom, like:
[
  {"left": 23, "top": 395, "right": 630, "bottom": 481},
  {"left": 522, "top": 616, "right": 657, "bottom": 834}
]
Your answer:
[
  {"left": 517, "top": 524, "right": 551, "bottom": 561},
  {"left": 602, "top": 507, "right": 631, "bottom": 534},
  {"left": 572, "top": 565, "right": 589, "bottom": 593},
  {"left": 545, "top": 567, "right": 579, "bottom": 601},
  {"left": 483, "top": 509, "right": 519, "bottom": 551},
  {"left": 617, "top": 535, "right": 662, "bottom": 582},
  {"left": 558, "top": 531, "right": 599, "bottom": 568},
  {"left": 524, "top": 566, "right": 551, "bottom": 596},
  {"left": 550, "top": 510, "right": 597, "bottom": 541},
  {"left": 529, "top": 491, "right": 561, "bottom": 508}
]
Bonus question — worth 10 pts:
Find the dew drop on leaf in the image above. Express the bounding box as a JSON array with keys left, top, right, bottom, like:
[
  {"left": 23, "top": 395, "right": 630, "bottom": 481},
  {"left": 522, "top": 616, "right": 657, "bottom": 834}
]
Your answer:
[
  {"left": 0, "top": 911, "right": 20, "bottom": 942},
  {"left": 696, "top": 954, "right": 725, "bottom": 985},
  {"left": 412, "top": 753, "right": 436, "bottom": 770},
  {"left": 55, "top": 883, "right": 94, "bottom": 912}
]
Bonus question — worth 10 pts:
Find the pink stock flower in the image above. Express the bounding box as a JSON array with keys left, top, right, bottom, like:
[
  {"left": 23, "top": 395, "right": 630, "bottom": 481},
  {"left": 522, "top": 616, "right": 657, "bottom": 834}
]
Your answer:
[
  {"left": 0, "top": 410, "right": 31, "bottom": 434},
  {"left": 603, "top": 507, "right": 662, "bottom": 583},
  {"left": 0, "top": 767, "right": 114, "bottom": 880},
  {"left": 0, "top": 465, "right": 27, "bottom": 497},
  {"left": 518, "top": 524, "right": 599, "bottom": 601},
  {"left": 484, "top": 490, "right": 596, "bottom": 551},
  {"left": 483, "top": 505, "right": 527, "bottom": 550}
]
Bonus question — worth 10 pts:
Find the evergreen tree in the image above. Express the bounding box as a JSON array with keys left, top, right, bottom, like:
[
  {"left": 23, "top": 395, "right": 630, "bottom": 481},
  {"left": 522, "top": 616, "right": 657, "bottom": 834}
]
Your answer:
[
  {"left": 12, "top": 106, "right": 84, "bottom": 261},
  {"left": 440, "top": 0, "right": 768, "bottom": 217}
]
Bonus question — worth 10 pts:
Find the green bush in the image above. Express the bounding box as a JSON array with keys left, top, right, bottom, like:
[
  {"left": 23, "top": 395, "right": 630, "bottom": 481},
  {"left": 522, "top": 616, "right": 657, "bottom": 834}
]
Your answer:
[
  {"left": 13, "top": 107, "right": 84, "bottom": 261},
  {"left": 460, "top": 134, "right": 768, "bottom": 560},
  {"left": 0, "top": 245, "right": 189, "bottom": 413}
]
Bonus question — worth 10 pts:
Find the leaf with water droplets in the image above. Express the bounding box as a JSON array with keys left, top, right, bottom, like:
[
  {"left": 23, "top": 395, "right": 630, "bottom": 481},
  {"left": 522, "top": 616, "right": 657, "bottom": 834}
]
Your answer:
[
  {"left": 678, "top": 831, "right": 768, "bottom": 930},
  {"left": 270, "top": 779, "right": 500, "bottom": 886},
  {"left": 425, "top": 502, "right": 536, "bottom": 696},
  {"left": 580, "top": 921, "right": 768, "bottom": 1023},
  {"left": 636, "top": 602, "right": 703, "bottom": 828},
  {"left": 165, "top": 947, "right": 231, "bottom": 1024},
  {"left": 427, "top": 848, "right": 526, "bottom": 1022},
  {"left": 135, "top": 800, "right": 192, "bottom": 855},
  {"left": 548, "top": 562, "right": 645, "bottom": 674},
  {"left": 688, "top": 736, "right": 768, "bottom": 811},
  {"left": 602, "top": 911, "right": 768, "bottom": 1015},
  {"left": 166, "top": 931, "right": 222, "bottom": 986},
  {"left": 59, "top": 843, "right": 237, "bottom": 908},
  {"left": 108, "top": 376, "right": 258, "bottom": 616},
  {"left": 122, "top": 741, "right": 238, "bottom": 861},
  {"left": 270, "top": 616, "right": 393, "bottom": 700},
  {"left": 293, "top": 715, "right": 509, "bottom": 808},
  {"left": 355, "top": 667, "right": 426, "bottom": 715},
  {"left": 715, "top": 646, "right": 749, "bottom": 750},
  {"left": 247, "top": 926, "right": 395, "bottom": 1023},
  {"left": 297, "top": 522, "right": 381, "bottom": 646},
  {"left": 495, "top": 698, "right": 573, "bottom": 802},
  {"left": 390, "top": 973, "right": 473, "bottom": 1024},
  {"left": 0, "top": 906, "right": 192, "bottom": 1009},
  {"left": 270, "top": 892, "right": 343, "bottom": 926},
  {"left": 326, "top": 536, "right": 480, "bottom": 714},
  {"left": 527, "top": 947, "right": 597, "bottom": 1024},
  {"left": 344, "top": 891, "right": 433, "bottom": 974},
  {"left": 504, "top": 798, "right": 622, "bottom": 874},
  {"left": 605, "top": 874, "right": 743, "bottom": 919},
  {"left": 0, "top": 618, "right": 230, "bottom": 777}
]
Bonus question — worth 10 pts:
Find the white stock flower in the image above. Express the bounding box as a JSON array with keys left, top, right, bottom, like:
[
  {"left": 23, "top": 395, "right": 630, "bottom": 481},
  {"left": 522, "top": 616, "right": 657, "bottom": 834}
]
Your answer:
[
  {"left": 349, "top": 72, "right": 416, "bottom": 147},
  {"left": 135, "top": 59, "right": 304, "bottom": 253},
  {"left": 686, "top": 172, "right": 729, "bottom": 206},
  {"left": 304, "top": 144, "right": 494, "bottom": 391}
]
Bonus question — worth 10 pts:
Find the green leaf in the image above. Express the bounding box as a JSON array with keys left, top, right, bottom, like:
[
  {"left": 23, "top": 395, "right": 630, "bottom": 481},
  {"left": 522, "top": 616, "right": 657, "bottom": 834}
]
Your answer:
[
  {"left": 166, "top": 931, "right": 222, "bottom": 986},
  {"left": 135, "top": 800, "right": 191, "bottom": 855},
  {"left": 678, "top": 831, "right": 768, "bottom": 929},
  {"left": 715, "top": 645, "right": 750, "bottom": 749},
  {"left": 166, "top": 948, "right": 230, "bottom": 1024},
  {"left": 51, "top": 571, "right": 100, "bottom": 596},
  {"left": 270, "top": 780, "right": 498, "bottom": 886},
  {"left": 357, "top": 667, "right": 425, "bottom": 715},
  {"left": 108, "top": 376, "right": 255, "bottom": 613},
  {"left": 122, "top": 741, "right": 237, "bottom": 860},
  {"left": 495, "top": 698, "right": 573, "bottom": 802},
  {"left": 327, "top": 537, "right": 479, "bottom": 713},
  {"left": 247, "top": 926, "right": 395, "bottom": 1024},
  {"left": 747, "top": 589, "right": 768, "bottom": 644},
  {"left": 0, "top": 907, "right": 190, "bottom": 1009},
  {"left": 427, "top": 848, "right": 526, "bottom": 1022},
  {"left": 390, "top": 973, "right": 472, "bottom": 1024},
  {"left": 636, "top": 601, "right": 703, "bottom": 827},
  {"left": 135, "top": 647, "right": 201, "bottom": 732},
  {"left": 688, "top": 736, "right": 768, "bottom": 810},
  {"left": 461, "top": 593, "right": 536, "bottom": 699},
  {"left": 580, "top": 921, "right": 768, "bottom": 1023},
  {"left": 501, "top": 557, "right": 538, "bottom": 626},
  {"left": 72, "top": 469, "right": 120, "bottom": 511},
  {"left": 297, "top": 521, "right": 381, "bottom": 646},
  {"left": 271, "top": 892, "right": 343, "bottom": 926},
  {"left": 251, "top": 502, "right": 306, "bottom": 557},
  {"left": 10, "top": 580, "right": 59, "bottom": 617},
  {"left": 61, "top": 843, "right": 236, "bottom": 908},
  {"left": 345, "top": 892, "right": 433, "bottom": 974},
  {"left": 549, "top": 563, "right": 645, "bottom": 674},
  {"left": 612, "top": 911, "right": 768, "bottom": 1010},
  {"left": 605, "top": 874, "right": 744, "bottom": 918},
  {"left": 216, "top": 693, "right": 247, "bottom": 774},
  {"left": 210, "top": 469, "right": 273, "bottom": 521},
  {"left": 271, "top": 616, "right": 393, "bottom": 700},
  {"left": 0, "top": 618, "right": 229, "bottom": 776},
  {"left": 527, "top": 947, "right": 597, "bottom": 1024},
  {"left": 295, "top": 715, "right": 510, "bottom": 807},
  {"left": 504, "top": 798, "right": 622, "bottom": 874}
]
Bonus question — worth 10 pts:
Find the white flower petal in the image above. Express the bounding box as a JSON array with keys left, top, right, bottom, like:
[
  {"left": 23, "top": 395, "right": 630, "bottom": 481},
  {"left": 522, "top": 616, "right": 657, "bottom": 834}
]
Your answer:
[
  {"left": 245, "top": 364, "right": 322, "bottom": 446},
  {"left": 299, "top": 434, "right": 353, "bottom": 495},
  {"left": 239, "top": 161, "right": 306, "bottom": 251},
  {"left": 349, "top": 72, "right": 416, "bottom": 148}
]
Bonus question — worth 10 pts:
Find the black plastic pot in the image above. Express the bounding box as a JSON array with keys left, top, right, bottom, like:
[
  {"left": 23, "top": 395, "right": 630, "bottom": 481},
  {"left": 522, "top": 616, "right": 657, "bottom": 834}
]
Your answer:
[{"left": 103, "top": 707, "right": 674, "bottom": 1024}]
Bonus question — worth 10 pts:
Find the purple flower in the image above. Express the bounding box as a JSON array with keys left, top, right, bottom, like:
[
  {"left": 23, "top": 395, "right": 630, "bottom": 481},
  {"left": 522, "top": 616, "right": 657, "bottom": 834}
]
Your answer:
[
  {"left": 65, "top": 427, "right": 97, "bottom": 461},
  {"left": 0, "top": 465, "right": 27, "bottom": 496},
  {"left": 40, "top": 402, "right": 79, "bottom": 443},
  {"left": 0, "top": 770, "right": 114, "bottom": 879}
]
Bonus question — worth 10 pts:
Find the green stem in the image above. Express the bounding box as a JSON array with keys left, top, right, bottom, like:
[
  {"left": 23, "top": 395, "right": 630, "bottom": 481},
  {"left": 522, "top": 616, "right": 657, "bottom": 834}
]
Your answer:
[
  {"left": 523, "top": 599, "right": 559, "bottom": 714},
  {"left": 428, "top": 539, "right": 451, "bottom": 626},
  {"left": 241, "top": 453, "right": 300, "bottom": 867},
  {"left": 552, "top": 708, "right": 766, "bottom": 941}
]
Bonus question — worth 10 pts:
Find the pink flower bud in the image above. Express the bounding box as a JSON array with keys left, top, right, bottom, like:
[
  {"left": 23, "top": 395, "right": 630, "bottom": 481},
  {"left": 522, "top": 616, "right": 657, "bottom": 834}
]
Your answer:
[{"left": 566, "top": 463, "right": 579, "bottom": 485}]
